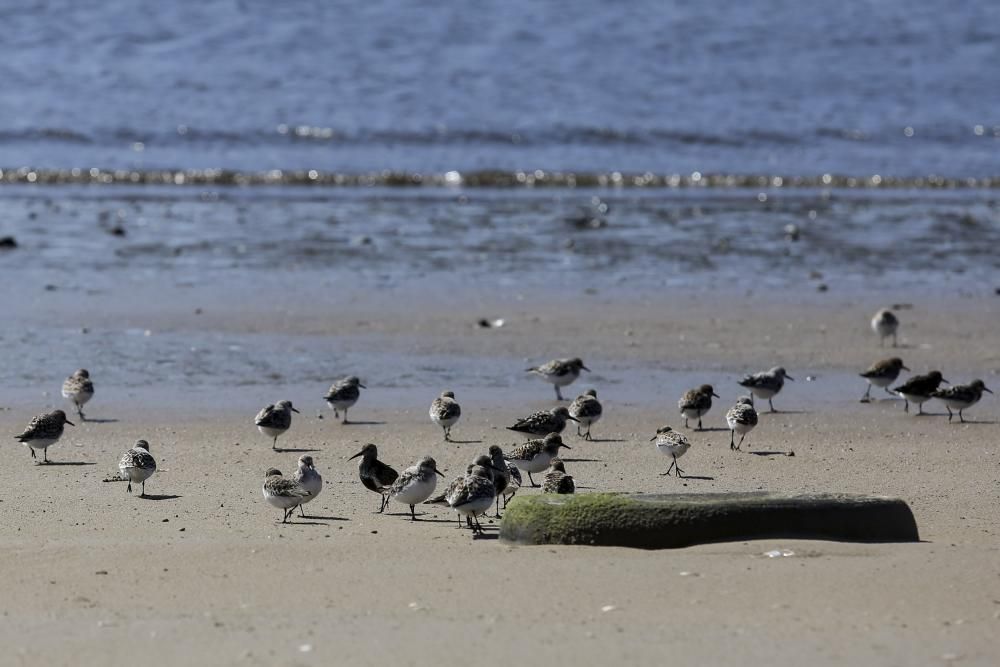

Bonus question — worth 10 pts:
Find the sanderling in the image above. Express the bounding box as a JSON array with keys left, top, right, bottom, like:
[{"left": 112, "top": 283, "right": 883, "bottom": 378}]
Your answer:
[
  {"left": 893, "top": 370, "right": 947, "bottom": 414},
  {"left": 931, "top": 379, "right": 993, "bottom": 423},
  {"left": 255, "top": 400, "right": 299, "bottom": 449},
  {"left": 428, "top": 454, "right": 494, "bottom": 507},
  {"left": 323, "top": 376, "right": 365, "bottom": 423},
  {"left": 871, "top": 308, "right": 899, "bottom": 347},
  {"left": 15, "top": 409, "right": 74, "bottom": 463},
  {"left": 569, "top": 389, "right": 603, "bottom": 440},
  {"left": 504, "top": 433, "right": 570, "bottom": 487},
  {"left": 860, "top": 357, "right": 909, "bottom": 402},
  {"left": 447, "top": 462, "right": 498, "bottom": 536},
  {"left": 738, "top": 367, "right": 793, "bottom": 412},
  {"left": 678, "top": 384, "right": 719, "bottom": 430},
  {"left": 388, "top": 456, "right": 445, "bottom": 520},
  {"left": 429, "top": 391, "right": 462, "bottom": 441},
  {"left": 526, "top": 358, "right": 590, "bottom": 400},
  {"left": 61, "top": 369, "right": 94, "bottom": 421},
  {"left": 725, "top": 396, "right": 759, "bottom": 451},
  {"left": 487, "top": 445, "right": 513, "bottom": 516},
  {"left": 651, "top": 425, "right": 691, "bottom": 477},
  {"left": 118, "top": 439, "right": 156, "bottom": 496},
  {"left": 507, "top": 407, "right": 577, "bottom": 438},
  {"left": 293, "top": 455, "right": 323, "bottom": 518},
  {"left": 872, "top": 308, "right": 899, "bottom": 347},
  {"left": 262, "top": 468, "right": 312, "bottom": 523},
  {"left": 348, "top": 444, "right": 399, "bottom": 513},
  {"left": 542, "top": 458, "right": 575, "bottom": 494}
]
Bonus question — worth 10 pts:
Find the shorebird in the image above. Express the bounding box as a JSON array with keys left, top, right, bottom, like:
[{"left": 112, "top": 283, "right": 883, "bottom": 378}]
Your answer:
[
  {"left": 429, "top": 391, "right": 461, "bottom": 441},
  {"left": 62, "top": 369, "right": 94, "bottom": 421},
  {"left": 651, "top": 426, "right": 691, "bottom": 478},
  {"left": 388, "top": 456, "right": 445, "bottom": 520},
  {"left": 678, "top": 384, "right": 719, "bottom": 430},
  {"left": 262, "top": 469, "right": 312, "bottom": 523},
  {"left": 255, "top": 400, "right": 299, "bottom": 449},
  {"left": 348, "top": 443, "right": 398, "bottom": 513},
  {"left": 118, "top": 439, "right": 156, "bottom": 496},
  {"left": 871, "top": 308, "right": 899, "bottom": 347},
  {"left": 446, "top": 463, "right": 498, "bottom": 537},
  {"left": 542, "top": 459, "right": 575, "bottom": 494},
  {"left": 860, "top": 357, "right": 909, "bottom": 402},
  {"left": 504, "top": 433, "right": 570, "bottom": 487},
  {"left": 738, "top": 367, "right": 793, "bottom": 412},
  {"left": 507, "top": 407, "right": 577, "bottom": 438},
  {"left": 323, "top": 376, "right": 365, "bottom": 423},
  {"left": 15, "top": 410, "right": 74, "bottom": 463},
  {"left": 932, "top": 379, "right": 992, "bottom": 423},
  {"left": 893, "top": 371, "right": 947, "bottom": 414},
  {"left": 568, "top": 389, "right": 602, "bottom": 440},
  {"left": 293, "top": 455, "right": 323, "bottom": 518},
  {"left": 526, "top": 358, "right": 590, "bottom": 400},
  {"left": 725, "top": 396, "right": 758, "bottom": 451}
]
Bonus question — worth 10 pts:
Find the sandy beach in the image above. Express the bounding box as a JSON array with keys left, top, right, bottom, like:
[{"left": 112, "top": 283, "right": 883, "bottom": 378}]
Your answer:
[{"left": 1, "top": 282, "right": 998, "bottom": 665}]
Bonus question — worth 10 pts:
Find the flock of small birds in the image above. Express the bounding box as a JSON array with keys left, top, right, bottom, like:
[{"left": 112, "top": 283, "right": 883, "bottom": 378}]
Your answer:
[{"left": 11, "top": 308, "right": 993, "bottom": 538}]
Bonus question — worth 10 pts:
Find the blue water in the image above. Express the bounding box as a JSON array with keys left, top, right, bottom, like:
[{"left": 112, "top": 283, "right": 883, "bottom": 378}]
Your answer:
[{"left": 2, "top": 1, "right": 998, "bottom": 176}]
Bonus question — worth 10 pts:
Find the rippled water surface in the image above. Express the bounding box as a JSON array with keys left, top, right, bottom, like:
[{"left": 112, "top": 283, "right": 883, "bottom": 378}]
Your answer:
[{"left": 1, "top": 1, "right": 998, "bottom": 176}]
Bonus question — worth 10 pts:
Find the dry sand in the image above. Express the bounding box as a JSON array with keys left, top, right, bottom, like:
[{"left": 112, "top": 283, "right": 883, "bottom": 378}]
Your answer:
[{"left": 1, "top": 284, "right": 999, "bottom": 665}]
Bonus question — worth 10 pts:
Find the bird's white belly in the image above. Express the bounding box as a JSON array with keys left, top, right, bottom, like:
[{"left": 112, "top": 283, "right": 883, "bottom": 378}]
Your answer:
[
  {"left": 749, "top": 386, "right": 778, "bottom": 399},
  {"left": 657, "top": 443, "right": 689, "bottom": 459},
  {"left": 327, "top": 398, "right": 357, "bottom": 410},
  {"left": 453, "top": 495, "right": 493, "bottom": 516},
  {"left": 392, "top": 478, "right": 437, "bottom": 505},
  {"left": 681, "top": 407, "right": 705, "bottom": 419},
  {"left": 431, "top": 415, "right": 459, "bottom": 428},
  {"left": 25, "top": 437, "right": 58, "bottom": 450},
  {"left": 899, "top": 392, "right": 930, "bottom": 405},
  {"left": 120, "top": 466, "right": 155, "bottom": 483},
  {"left": 728, "top": 419, "right": 754, "bottom": 434},
  {"left": 511, "top": 453, "right": 552, "bottom": 474},
  {"left": 263, "top": 492, "right": 302, "bottom": 510},
  {"left": 258, "top": 425, "right": 285, "bottom": 438},
  {"left": 868, "top": 376, "right": 894, "bottom": 389}
]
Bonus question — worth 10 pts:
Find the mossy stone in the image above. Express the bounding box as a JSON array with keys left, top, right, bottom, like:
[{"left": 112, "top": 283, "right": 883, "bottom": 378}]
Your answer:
[{"left": 499, "top": 492, "right": 919, "bottom": 549}]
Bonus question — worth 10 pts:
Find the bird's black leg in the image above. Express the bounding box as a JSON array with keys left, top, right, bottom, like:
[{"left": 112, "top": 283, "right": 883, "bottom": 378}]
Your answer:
[
  {"left": 730, "top": 430, "right": 736, "bottom": 450},
  {"left": 272, "top": 436, "right": 277, "bottom": 450},
  {"left": 958, "top": 409, "right": 964, "bottom": 424},
  {"left": 586, "top": 424, "right": 593, "bottom": 440},
  {"left": 862, "top": 385, "right": 871, "bottom": 402},
  {"left": 410, "top": 504, "right": 417, "bottom": 521},
  {"left": 30, "top": 449, "right": 36, "bottom": 459},
  {"left": 739, "top": 433, "right": 747, "bottom": 450},
  {"left": 683, "top": 417, "right": 689, "bottom": 429},
  {"left": 674, "top": 457, "right": 685, "bottom": 478},
  {"left": 127, "top": 481, "right": 132, "bottom": 493},
  {"left": 527, "top": 472, "right": 537, "bottom": 487},
  {"left": 342, "top": 408, "right": 349, "bottom": 425},
  {"left": 44, "top": 449, "right": 48, "bottom": 463},
  {"left": 298, "top": 503, "right": 306, "bottom": 518},
  {"left": 555, "top": 386, "right": 563, "bottom": 401},
  {"left": 769, "top": 398, "right": 775, "bottom": 413},
  {"left": 945, "top": 406, "right": 952, "bottom": 422},
  {"left": 697, "top": 417, "right": 703, "bottom": 430},
  {"left": 661, "top": 459, "right": 676, "bottom": 476}
]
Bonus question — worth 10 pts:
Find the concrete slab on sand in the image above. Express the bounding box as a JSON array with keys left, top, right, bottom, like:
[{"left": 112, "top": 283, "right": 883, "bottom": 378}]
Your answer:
[{"left": 499, "top": 492, "right": 919, "bottom": 549}]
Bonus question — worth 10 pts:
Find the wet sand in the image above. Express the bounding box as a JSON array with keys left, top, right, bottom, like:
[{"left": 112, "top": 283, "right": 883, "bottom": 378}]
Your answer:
[{"left": 1, "top": 284, "right": 998, "bottom": 665}]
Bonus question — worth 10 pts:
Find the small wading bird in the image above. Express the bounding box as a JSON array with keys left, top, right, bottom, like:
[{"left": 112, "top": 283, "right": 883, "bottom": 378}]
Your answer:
[{"left": 526, "top": 358, "right": 590, "bottom": 400}]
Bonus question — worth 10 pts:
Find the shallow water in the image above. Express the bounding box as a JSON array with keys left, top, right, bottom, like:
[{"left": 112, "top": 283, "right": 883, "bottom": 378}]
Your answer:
[{"left": 2, "top": 1, "right": 998, "bottom": 176}]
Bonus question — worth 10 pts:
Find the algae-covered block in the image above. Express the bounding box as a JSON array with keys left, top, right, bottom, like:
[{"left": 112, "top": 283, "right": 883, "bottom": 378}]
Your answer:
[{"left": 499, "top": 492, "right": 919, "bottom": 549}]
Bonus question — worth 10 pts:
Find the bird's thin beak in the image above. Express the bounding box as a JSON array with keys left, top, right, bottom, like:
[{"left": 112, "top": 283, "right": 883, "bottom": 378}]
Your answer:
[
  {"left": 434, "top": 468, "right": 446, "bottom": 477},
  {"left": 712, "top": 392, "right": 721, "bottom": 398},
  {"left": 567, "top": 415, "right": 579, "bottom": 422},
  {"left": 785, "top": 375, "right": 795, "bottom": 381},
  {"left": 65, "top": 419, "right": 75, "bottom": 426},
  {"left": 649, "top": 436, "right": 657, "bottom": 441},
  {"left": 902, "top": 366, "right": 910, "bottom": 371},
  {"left": 581, "top": 365, "right": 591, "bottom": 372},
  {"left": 291, "top": 407, "right": 301, "bottom": 413},
  {"left": 560, "top": 444, "right": 572, "bottom": 450},
  {"left": 942, "top": 378, "right": 950, "bottom": 385},
  {"left": 984, "top": 387, "right": 994, "bottom": 394},
  {"left": 348, "top": 451, "right": 363, "bottom": 460},
  {"left": 359, "top": 383, "right": 367, "bottom": 389}
]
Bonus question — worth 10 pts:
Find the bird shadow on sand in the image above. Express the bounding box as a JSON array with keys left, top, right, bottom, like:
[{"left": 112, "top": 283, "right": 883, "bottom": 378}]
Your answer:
[
  {"left": 38, "top": 461, "right": 97, "bottom": 466},
  {"left": 447, "top": 438, "right": 483, "bottom": 444},
  {"left": 300, "top": 514, "right": 350, "bottom": 521},
  {"left": 82, "top": 418, "right": 120, "bottom": 424},
  {"left": 760, "top": 410, "right": 810, "bottom": 415},
  {"left": 561, "top": 457, "right": 603, "bottom": 463},
  {"left": 275, "top": 448, "right": 319, "bottom": 454},
  {"left": 341, "top": 420, "right": 386, "bottom": 426},
  {"left": 139, "top": 494, "right": 182, "bottom": 501},
  {"left": 748, "top": 450, "right": 795, "bottom": 457},
  {"left": 692, "top": 427, "right": 730, "bottom": 433},
  {"left": 950, "top": 419, "right": 997, "bottom": 425},
  {"left": 279, "top": 520, "right": 330, "bottom": 526},
  {"left": 676, "top": 474, "right": 715, "bottom": 481},
  {"left": 385, "top": 513, "right": 456, "bottom": 524},
  {"left": 583, "top": 437, "right": 625, "bottom": 443}
]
